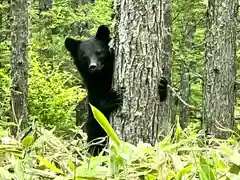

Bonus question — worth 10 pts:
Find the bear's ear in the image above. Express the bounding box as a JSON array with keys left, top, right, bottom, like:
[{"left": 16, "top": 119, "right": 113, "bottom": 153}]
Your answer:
[
  {"left": 65, "top": 37, "right": 81, "bottom": 54},
  {"left": 95, "top": 25, "right": 110, "bottom": 43}
]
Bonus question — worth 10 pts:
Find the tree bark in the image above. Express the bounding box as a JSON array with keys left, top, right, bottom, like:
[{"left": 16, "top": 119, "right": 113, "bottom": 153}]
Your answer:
[
  {"left": 10, "top": 0, "right": 29, "bottom": 135},
  {"left": 112, "top": 0, "right": 172, "bottom": 145},
  {"left": 203, "top": 0, "right": 237, "bottom": 139}
]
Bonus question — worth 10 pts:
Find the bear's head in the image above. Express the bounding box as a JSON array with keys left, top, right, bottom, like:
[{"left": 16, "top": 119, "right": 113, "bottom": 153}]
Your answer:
[{"left": 65, "top": 25, "right": 111, "bottom": 74}]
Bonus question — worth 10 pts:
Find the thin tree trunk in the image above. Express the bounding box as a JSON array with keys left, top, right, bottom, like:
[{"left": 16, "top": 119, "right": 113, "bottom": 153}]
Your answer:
[
  {"left": 179, "top": 61, "right": 190, "bottom": 129},
  {"left": 71, "top": 0, "right": 92, "bottom": 126},
  {"left": 179, "top": 23, "right": 195, "bottom": 129},
  {"left": 203, "top": 0, "right": 237, "bottom": 138},
  {"left": 10, "top": 0, "right": 29, "bottom": 135},
  {"left": 112, "top": 0, "right": 172, "bottom": 145},
  {"left": 38, "top": 0, "right": 53, "bottom": 60},
  {"left": 76, "top": 96, "right": 88, "bottom": 126},
  {"left": 70, "top": 0, "right": 92, "bottom": 39},
  {"left": 39, "top": 0, "right": 52, "bottom": 12},
  {"left": 71, "top": 0, "right": 94, "bottom": 8},
  {"left": 0, "top": 0, "right": 10, "bottom": 44},
  {"left": 158, "top": 0, "right": 173, "bottom": 138}
]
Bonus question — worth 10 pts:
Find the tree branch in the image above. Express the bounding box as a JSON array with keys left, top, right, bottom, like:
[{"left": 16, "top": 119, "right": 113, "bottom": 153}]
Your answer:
[{"left": 167, "top": 84, "right": 201, "bottom": 111}]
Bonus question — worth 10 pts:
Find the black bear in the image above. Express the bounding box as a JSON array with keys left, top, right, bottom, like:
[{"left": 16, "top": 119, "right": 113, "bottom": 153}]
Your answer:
[
  {"left": 65, "top": 25, "right": 169, "bottom": 156},
  {"left": 65, "top": 25, "right": 121, "bottom": 156}
]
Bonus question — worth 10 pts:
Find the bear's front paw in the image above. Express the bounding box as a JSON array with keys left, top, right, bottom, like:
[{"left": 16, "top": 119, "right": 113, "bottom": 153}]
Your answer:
[
  {"left": 109, "top": 90, "right": 122, "bottom": 107},
  {"left": 158, "top": 76, "right": 168, "bottom": 102}
]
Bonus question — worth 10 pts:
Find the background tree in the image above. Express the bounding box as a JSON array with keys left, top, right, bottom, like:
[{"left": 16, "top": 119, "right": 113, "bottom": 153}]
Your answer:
[
  {"left": 202, "top": 0, "right": 237, "bottom": 138},
  {"left": 179, "top": 23, "right": 195, "bottom": 129},
  {"left": 10, "top": 0, "right": 29, "bottom": 135},
  {"left": 112, "top": 0, "right": 172, "bottom": 145},
  {"left": 172, "top": 0, "right": 205, "bottom": 129},
  {"left": 71, "top": 0, "right": 95, "bottom": 8},
  {"left": 39, "top": 0, "right": 52, "bottom": 12},
  {"left": 158, "top": 0, "right": 173, "bottom": 137},
  {"left": 38, "top": 0, "right": 53, "bottom": 63}
]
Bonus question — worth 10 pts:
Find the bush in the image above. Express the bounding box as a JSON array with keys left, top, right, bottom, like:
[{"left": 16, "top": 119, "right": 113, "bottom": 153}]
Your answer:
[{"left": 28, "top": 59, "right": 86, "bottom": 133}]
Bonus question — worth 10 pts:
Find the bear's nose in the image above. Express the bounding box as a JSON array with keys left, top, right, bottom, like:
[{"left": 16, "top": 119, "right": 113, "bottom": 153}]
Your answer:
[{"left": 89, "top": 64, "right": 97, "bottom": 71}]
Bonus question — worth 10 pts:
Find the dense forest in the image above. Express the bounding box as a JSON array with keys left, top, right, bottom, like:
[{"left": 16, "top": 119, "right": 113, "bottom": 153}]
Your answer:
[{"left": 0, "top": 0, "right": 240, "bottom": 179}]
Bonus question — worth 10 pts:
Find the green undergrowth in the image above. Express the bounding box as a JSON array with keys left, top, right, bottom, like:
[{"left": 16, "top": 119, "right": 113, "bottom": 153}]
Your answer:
[{"left": 0, "top": 107, "right": 240, "bottom": 180}]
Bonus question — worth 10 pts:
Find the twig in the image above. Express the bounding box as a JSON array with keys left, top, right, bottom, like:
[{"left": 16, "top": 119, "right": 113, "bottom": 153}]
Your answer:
[
  {"left": 234, "top": 116, "right": 240, "bottom": 120},
  {"left": 167, "top": 84, "right": 201, "bottom": 111}
]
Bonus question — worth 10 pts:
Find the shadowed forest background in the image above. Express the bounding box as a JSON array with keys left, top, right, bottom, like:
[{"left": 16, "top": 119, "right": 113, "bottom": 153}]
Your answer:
[{"left": 0, "top": 0, "right": 240, "bottom": 179}]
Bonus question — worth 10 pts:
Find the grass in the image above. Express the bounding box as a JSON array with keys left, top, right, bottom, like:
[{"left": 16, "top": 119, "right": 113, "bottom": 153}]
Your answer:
[{"left": 0, "top": 107, "right": 240, "bottom": 180}]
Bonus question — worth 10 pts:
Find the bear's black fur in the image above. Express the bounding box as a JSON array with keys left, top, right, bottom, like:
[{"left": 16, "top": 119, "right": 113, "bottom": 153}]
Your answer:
[
  {"left": 158, "top": 76, "right": 168, "bottom": 102},
  {"left": 65, "top": 25, "right": 121, "bottom": 156}
]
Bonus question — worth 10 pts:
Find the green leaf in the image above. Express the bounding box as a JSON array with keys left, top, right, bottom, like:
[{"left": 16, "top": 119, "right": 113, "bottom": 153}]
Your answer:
[
  {"left": 22, "top": 136, "right": 34, "bottom": 150},
  {"left": 221, "top": 144, "right": 233, "bottom": 155},
  {"left": 89, "top": 103, "right": 121, "bottom": 146},
  {"left": 174, "top": 119, "right": 182, "bottom": 142},
  {"left": 13, "top": 158, "right": 24, "bottom": 180},
  {"left": 35, "top": 155, "right": 64, "bottom": 174},
  {"left": 68, "top": 158, "right": 76, "bottom": 171},
  {"left": 217, "top": 159, "right": 229, "bottom": 172},
  {"left": 0, "top": 167, "right": 15, "bottom": 179},
  {"left": 171, "top": 153, "right": 184, "bottom": 171},
  {"left": 228, "top": 164, "right": 240, "bottom": 175},
  {"left": 199, "top": 165, "right": 216, "bottom": 180},
  {"left": 180, "top": 165, "right": 194, "bottom": 176},
  {"left": 226, "top": 172, "right": 240, "bottom": 180},
  {"left": 199, "top": 156, "right": 216, "bottom": 180},
  {"left": 230, "top": 152, "right": 240, "bottom": 166}
]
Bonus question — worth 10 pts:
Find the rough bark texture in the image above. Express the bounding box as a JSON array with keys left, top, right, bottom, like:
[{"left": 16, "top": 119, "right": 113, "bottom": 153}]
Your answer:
[
  {"left": 203, "top": 0, "right": 237, "bottom": 138},
  {"left": 112, "top": 0, "right": 172, "bottom": 145},
  {"left": 10, "top": 0, "right": 29, "bottom": 135}
]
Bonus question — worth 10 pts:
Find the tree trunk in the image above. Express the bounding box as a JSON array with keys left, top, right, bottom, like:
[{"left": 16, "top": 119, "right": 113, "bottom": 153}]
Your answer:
[
  {"left": 76, "top": 96, "right": 88, "bottom": 126},
  {"left": 112, "top": 0, "right": 172, "bottom": 145},
  {"left": 71, "top": 0, "right": 94, "bottom": 8},
  {"left": 70, "top": 0, "right": 92, "bottom": 39},
  {"left": 39, "top": 0, "right": 52, "bottom": 12},
  {"left": 179, "top": 61, "right": 190, "bottom": 129},
  {"left": 158, "top": 1, "right": 173, "bottom": 137},
  {"left": 10, "top": 0, "right": 29, "bottom": 136},
  {"left": 38, "top": 0, "right": 53, "bottom": 60},
  {"left": 203, "top": 0, "right": 237, "bottom": 139},
  {"left": 179, "top": 23, "right": 195, "bottom": 129},
  {"left": 0, "top": 0, "right": 10, "bottom": 45}
]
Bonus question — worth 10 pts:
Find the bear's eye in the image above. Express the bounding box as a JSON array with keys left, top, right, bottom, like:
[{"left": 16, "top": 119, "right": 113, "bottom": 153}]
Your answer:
[
  {"left": 81, "top": 54, "right": 88, "bottom": 61},
  {"left": 95, "top": 50, "right": 103, "bottom": 56}
]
